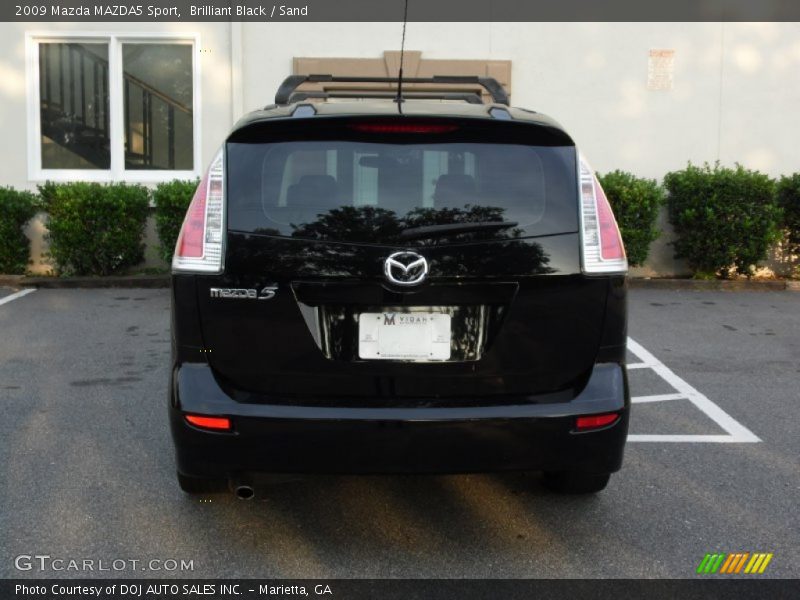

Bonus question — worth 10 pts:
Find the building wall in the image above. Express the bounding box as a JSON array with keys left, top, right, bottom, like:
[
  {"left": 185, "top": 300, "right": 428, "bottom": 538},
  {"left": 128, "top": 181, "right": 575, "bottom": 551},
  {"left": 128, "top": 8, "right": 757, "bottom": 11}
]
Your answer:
[
  {"left": 0, "top": 21, "right": 235, "bottom": 191},
  {"left": 0, "top": 21, "right": 234, "bottom": 272},
  {"left": 239, "top": 22, "right": 800, "bottom": 178},
  {"left": 1, "top": 22, "right": 798, "bottom": 274}
]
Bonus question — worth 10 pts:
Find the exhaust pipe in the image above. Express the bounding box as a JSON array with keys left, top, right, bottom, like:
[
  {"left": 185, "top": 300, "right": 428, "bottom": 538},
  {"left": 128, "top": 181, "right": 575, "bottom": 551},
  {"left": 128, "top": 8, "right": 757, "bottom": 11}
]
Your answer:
[
  {"left": 230, "top": 473, "right": 302, "bottom": 499},
  {"left": 230, "top": 477, "right": 255, "bottom": 500},
  {"left": 234, "top": 484, "right": 255, "bottom": 500}
]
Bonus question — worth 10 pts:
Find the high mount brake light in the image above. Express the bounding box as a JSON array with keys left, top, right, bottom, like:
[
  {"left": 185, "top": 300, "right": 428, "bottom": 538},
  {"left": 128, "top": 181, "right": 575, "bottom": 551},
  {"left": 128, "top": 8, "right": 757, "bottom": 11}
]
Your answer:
[
  {"left": 172, "top": 149, "right": 225, "bottom": 273},
  {"left": 578, "top": 154, "right": 627, "bottom": 274},
  {"left": 349, "top": 123, "right": 459, "bottom": 134}
]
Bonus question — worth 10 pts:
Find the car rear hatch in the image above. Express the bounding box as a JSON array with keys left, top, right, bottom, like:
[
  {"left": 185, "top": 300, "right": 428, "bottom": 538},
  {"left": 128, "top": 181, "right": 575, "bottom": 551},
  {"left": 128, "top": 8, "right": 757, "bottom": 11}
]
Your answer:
[{"left": 194, "top": 114, "right": 610, "bottom": 406}]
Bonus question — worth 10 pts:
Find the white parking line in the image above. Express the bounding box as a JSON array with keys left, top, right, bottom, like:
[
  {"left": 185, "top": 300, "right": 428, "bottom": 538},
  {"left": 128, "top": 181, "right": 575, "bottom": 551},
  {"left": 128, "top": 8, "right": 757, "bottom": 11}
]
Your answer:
[
  {"left": 631, "top": 392, "right": 685, "bottom": 404},
  {"left": 0, "top": 288, "right": 35, "bottom": 307},
  {"left": 628, "top": 434, "right": 748, "bottom": 443},
  {"left": 627, "top": 337, "right": 760, "bottom": 443}
]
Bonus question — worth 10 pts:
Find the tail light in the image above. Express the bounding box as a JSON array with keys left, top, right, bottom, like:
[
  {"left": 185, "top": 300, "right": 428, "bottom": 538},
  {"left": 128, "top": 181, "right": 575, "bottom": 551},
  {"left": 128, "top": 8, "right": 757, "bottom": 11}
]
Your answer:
[
  {"left": 578, "top": 154, "right": 627, "bottom": 274},
  {"left": 172, "top": 149, "right": 225, "bottom": 273}
]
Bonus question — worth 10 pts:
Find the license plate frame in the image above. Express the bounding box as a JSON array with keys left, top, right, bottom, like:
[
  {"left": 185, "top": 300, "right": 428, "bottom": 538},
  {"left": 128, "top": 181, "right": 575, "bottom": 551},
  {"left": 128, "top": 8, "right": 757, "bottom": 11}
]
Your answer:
[{"left": 358, "top": 311, "right": 452, "bottom": 361}]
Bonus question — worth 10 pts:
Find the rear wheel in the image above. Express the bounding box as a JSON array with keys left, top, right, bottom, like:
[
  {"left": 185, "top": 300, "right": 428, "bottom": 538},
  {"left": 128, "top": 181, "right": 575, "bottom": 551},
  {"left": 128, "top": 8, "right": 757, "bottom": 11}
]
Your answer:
[
  {"left": 176, "top": 471, "right": 227, "bottom": 494},
  {"left": 543, "top": 471, "right": 611, "bottom": 494}
]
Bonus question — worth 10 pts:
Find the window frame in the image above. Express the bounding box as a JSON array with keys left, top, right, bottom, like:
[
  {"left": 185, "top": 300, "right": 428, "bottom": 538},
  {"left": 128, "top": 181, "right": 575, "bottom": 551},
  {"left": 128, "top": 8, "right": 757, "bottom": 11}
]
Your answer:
[{"left": 25, "top": 31, "right": 202, "bottom": 182}]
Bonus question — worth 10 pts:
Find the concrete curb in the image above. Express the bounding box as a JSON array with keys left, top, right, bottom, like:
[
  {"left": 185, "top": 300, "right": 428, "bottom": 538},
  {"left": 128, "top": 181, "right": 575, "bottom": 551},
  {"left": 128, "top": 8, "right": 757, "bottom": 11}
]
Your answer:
[
  {"left": 0, "top": 275, "right": 797, "bottom": 291},
  {"left": 0, "top": 275, "right": 25, "bottom": 287},
  {"left": 629, "top": 278, "right": 796, "bottom": 291},
  {"left": 0, "top": 275, "right": 170, "bottom": 289}
]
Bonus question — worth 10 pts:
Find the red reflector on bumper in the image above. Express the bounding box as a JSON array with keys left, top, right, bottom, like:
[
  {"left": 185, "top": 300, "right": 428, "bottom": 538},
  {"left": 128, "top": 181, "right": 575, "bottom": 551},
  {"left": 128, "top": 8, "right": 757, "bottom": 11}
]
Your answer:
[
  {"left": 576, "top": 413, "right": 619, "bottom": 431},
  {"left": 185, "top": 414, "right": 231, "bottom": 431}
]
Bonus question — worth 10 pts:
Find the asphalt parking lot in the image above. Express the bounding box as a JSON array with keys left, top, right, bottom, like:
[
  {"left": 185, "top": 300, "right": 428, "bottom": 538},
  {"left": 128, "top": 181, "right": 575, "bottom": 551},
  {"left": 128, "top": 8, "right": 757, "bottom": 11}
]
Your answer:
[{"left": 0, "top": 286, "right": 798, "bottom": 579}]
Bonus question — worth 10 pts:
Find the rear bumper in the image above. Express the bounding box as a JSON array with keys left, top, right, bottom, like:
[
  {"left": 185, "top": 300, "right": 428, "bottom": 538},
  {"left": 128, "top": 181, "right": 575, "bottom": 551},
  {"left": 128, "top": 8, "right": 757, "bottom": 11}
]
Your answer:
[{"left": 169, "top": 362, "right": 630, "bottom": 477}]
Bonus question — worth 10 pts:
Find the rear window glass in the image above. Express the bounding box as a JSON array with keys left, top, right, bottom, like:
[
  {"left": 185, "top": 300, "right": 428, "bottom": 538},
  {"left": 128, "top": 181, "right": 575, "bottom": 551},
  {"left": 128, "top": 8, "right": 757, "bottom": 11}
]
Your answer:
[{"left": 226, "top": 126, "right": 577, "bottom": 244}]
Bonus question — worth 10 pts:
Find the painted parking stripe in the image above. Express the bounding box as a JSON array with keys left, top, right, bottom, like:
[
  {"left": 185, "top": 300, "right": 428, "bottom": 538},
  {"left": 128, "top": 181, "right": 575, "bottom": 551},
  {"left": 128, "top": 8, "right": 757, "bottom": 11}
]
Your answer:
[
  {"left": 631, "top": 392, "right": 685, "bottom": 404},
  {"left": 627, "top": 434, "right": 750, "bottom": 443},
  {"left": 0, "top": 288, "right": 35, "bottom": 307},
  {"left": 627, "top": 337, "right": 760, "bottom": 443}
]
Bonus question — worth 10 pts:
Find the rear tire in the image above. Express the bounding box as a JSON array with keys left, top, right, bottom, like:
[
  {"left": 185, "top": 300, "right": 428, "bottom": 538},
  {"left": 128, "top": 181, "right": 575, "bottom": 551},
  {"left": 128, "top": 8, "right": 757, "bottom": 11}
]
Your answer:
[
  {"left": 543, "top": 471, "right": 611, "bottom": 494},
  {"left": 176, "top": 471, "right": 227, "bottom": 494}
]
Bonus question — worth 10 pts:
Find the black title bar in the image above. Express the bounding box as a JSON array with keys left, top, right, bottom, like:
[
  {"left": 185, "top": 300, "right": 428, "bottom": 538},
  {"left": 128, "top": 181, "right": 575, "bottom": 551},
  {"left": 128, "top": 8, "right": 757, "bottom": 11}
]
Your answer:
[
  {"left": 4, "top": 579, "right": 800, "bottom": 600},
  {"left": 4, "top": 0, "right": 800, "bottom": 22}
]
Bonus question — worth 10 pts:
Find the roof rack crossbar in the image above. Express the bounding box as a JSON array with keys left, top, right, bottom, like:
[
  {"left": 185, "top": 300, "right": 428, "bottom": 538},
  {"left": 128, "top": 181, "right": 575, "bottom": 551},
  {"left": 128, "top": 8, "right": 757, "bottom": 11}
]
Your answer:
[
  {"left": 275, "top": 75, "right": 509, "bottom": 105},
  {"left": 286, "top": 90, "right": 485, "bottom": 105}
]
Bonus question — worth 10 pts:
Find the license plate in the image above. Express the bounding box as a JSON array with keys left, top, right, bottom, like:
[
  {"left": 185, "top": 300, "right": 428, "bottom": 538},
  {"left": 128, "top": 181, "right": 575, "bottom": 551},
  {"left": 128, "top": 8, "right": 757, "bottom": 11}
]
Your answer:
[{"left": 358, "top": 312, "right": 451, "bottom": 360}]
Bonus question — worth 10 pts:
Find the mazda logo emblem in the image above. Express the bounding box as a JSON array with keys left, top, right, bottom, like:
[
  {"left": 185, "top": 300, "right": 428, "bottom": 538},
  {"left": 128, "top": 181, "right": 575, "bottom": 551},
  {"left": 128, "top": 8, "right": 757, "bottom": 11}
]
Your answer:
[{"left": 384, "top": 251, "right": 428, "bottom": 286}]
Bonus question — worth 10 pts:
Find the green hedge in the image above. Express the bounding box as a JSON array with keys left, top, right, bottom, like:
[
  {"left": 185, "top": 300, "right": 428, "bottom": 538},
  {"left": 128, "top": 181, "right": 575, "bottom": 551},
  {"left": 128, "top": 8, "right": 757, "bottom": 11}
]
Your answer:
[
  {"left": 152, "top": 179, "right": 198, "bottom": 263},
  {"left": 41, "top": 182, "right": 150, "bottom": 276},
  {"left": 776, "top": 173, "right": 800, "bottom": 262},
  {"left": 0, "top": 188, "right": 40, "bottom": 274},
  {"left": 597, "top": 170, "right": 664, "bottom": 267},
  {"left": 7, "top": 166, "right": 796, "bottom": 279},
  {"left": 664, "top": 163, "right": 781, "bottom": 279}
]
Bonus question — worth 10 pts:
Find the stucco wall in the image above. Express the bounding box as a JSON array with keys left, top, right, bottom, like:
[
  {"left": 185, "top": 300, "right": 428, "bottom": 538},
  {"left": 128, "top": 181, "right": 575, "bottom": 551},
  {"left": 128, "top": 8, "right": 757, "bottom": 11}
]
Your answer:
[{"left": 239, "top": 22, "right": 800, "bottom": 178}]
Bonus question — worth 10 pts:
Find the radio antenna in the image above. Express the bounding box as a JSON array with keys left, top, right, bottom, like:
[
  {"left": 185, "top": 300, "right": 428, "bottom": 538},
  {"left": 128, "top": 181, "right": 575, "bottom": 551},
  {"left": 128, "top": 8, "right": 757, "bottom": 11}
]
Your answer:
[{"left": 396, "top": 0, "right": 409, "bottom": 113}]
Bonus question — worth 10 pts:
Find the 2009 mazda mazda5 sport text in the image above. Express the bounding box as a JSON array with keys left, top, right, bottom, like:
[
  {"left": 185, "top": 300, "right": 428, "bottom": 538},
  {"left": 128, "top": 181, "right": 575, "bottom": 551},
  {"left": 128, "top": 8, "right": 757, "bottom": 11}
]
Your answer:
[{"left": 169, "top": 76, "right": 630, "bottom": 497}]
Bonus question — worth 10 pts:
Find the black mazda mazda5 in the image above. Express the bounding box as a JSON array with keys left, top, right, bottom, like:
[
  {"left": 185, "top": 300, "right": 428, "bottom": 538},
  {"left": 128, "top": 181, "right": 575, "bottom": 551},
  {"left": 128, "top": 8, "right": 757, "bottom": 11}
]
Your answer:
[{"left": 169, "top": 76, "right": 629, "bottom": 497}]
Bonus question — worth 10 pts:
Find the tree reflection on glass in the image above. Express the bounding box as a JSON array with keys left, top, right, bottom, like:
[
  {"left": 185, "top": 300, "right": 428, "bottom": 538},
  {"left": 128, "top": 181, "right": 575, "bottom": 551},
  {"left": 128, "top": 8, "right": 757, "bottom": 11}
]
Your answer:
[{"left": 247, "top": 204, "right": 555, "bottom": 277}]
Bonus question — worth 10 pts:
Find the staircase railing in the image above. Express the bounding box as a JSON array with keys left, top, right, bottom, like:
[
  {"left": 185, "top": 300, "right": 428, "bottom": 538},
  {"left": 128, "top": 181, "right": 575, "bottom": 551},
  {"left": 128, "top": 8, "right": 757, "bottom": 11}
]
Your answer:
[{"left": 39, "top": 42, "right": 192, "bottom": 170}]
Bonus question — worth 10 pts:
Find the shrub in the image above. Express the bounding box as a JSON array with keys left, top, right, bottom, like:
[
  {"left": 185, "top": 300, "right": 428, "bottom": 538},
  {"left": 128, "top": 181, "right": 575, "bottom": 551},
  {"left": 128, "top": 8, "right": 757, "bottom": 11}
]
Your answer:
[
  {"left": 776, "top": 173, "right": 800, "bottom": 261},
  {"left": 664, "top": 163, "right": 781, "bottom": 278},
  {"left": 597, "top": 171, "right": 664, "bottom": 267},
  {"left": 42, "top": 182, "right": 150, "bottom": 276},
  {"left": 152, "top": 179, "right": 198, "bottom": 263},
  {"left": 0, "top": 187, "right": 40, "bottom": 274},
  {"left": 37, "top": 180, "right": 58, "bottom": 206}
]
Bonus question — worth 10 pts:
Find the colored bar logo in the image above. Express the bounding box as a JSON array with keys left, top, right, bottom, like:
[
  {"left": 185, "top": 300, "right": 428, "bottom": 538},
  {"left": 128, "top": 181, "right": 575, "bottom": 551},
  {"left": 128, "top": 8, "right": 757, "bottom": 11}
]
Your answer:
[{"left": 697, "top": 553, "right": 773, "bottom": 574}]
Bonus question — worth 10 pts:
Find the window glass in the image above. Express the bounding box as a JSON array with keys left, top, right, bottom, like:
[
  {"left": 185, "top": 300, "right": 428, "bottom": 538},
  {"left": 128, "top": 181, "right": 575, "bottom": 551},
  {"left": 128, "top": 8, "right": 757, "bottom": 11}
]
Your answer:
[
  {"left": 227, "top": 140, "right": 578, "bottom": 244},
  {"left": 122, "top": 43, "right": 193, "bottom": 170},
  {"left": 39, "top": 42, "right": 110, "bottom": 169}
]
